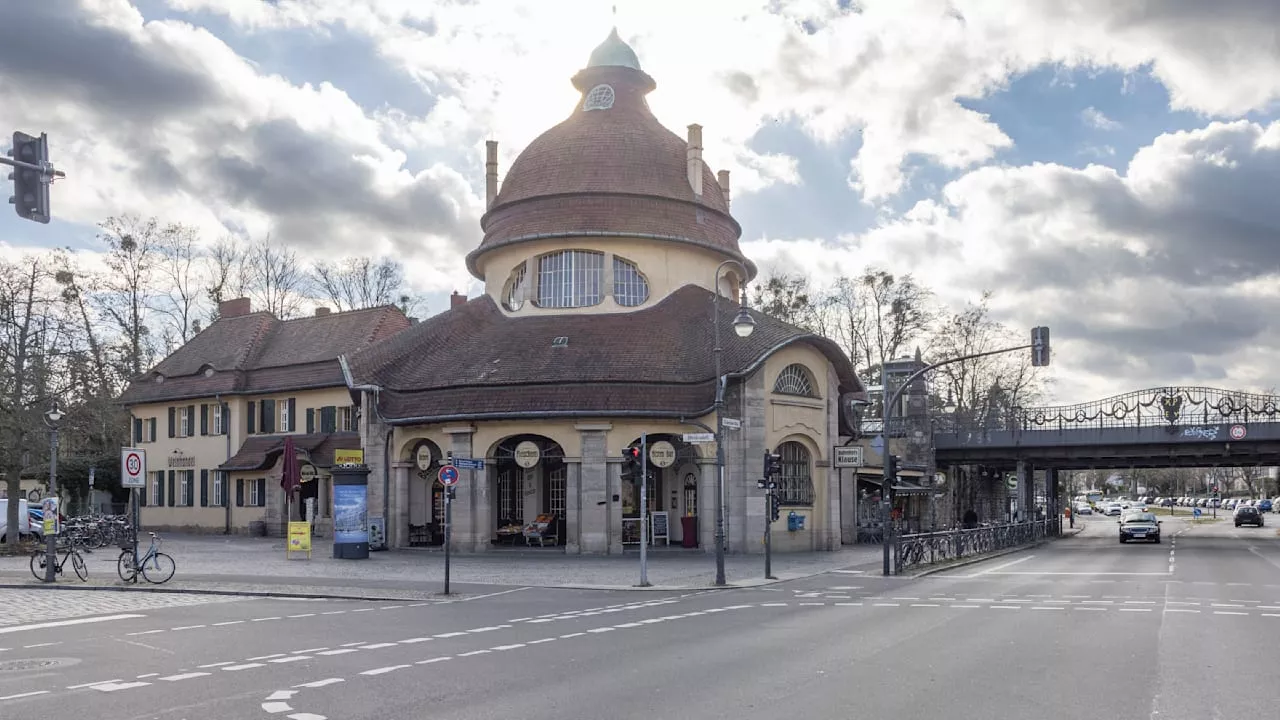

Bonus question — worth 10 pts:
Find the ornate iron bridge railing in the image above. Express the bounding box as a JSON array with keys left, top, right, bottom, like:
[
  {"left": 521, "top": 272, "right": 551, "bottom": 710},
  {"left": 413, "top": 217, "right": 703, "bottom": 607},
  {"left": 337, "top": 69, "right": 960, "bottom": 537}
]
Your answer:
[
  {"left": 937, "top": 386, "right": 1280, "bottom": 433},
  {"left": 893, "top": 518, "right": 1061, "bottom": 574}
]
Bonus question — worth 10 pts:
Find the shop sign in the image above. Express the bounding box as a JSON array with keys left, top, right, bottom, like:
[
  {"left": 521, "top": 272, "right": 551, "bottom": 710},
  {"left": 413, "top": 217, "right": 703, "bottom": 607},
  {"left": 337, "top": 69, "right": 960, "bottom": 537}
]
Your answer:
[
  {"left": 648, "top": 440, "right": 676, "bottom": 468},
  {"left": 513, "top": 441, "right": 541, "bottom": 468},
  {"left": 833, "top": 446, "right": 863, "bottom": 468},
  {"left": 415, "top": 444, "right": 434, "bottom": 471},
  {"left": 167, "top": 453, "right": 196, "bottom": 468},
  {"left": 334, "top": 449, "right": 364, "bottom": 465}
]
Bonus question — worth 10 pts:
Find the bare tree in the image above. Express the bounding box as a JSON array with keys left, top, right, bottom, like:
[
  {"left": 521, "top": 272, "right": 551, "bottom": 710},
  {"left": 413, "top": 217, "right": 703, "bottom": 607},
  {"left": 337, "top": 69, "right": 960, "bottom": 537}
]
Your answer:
[
  {"left": 94, "top": 215, "right": 163, "bottom": 379},
  {"left": 155, "top": 223, "right": 205, "bottom": 346},
  {"left": 205, "top": 235, "right": 250, "bottom": 322},
  {"left": 827, "top": 269, "right": 934, "bottom": 386},
  {"left": 750, "top": 273, "right": 829, "bottom": 334},
  {"left": 245, "top": 235, "right": 305, "bottom": 319},
  {"left": 313, "top": 257, "right": 411, "bottom": 312}
]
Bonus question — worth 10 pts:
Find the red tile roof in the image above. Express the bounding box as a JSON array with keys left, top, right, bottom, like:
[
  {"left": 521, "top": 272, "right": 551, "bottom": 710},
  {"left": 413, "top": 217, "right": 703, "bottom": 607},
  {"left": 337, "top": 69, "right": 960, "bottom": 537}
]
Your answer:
[
  {"left": 119, "top": 305, "right": 411, "bottom": 405},
  {"left": 346, "top": 285, "right": 862, "bottom": 423},
  {"left": 467, "top": 63, "right": 753, "bottom": 279}
]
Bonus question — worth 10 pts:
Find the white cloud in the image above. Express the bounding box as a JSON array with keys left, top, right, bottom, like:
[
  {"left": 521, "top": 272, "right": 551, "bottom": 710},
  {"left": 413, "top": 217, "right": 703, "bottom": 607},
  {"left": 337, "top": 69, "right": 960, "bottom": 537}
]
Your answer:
[{"left": 1082, "top": 106, "right": 1121, "bottom": 130}]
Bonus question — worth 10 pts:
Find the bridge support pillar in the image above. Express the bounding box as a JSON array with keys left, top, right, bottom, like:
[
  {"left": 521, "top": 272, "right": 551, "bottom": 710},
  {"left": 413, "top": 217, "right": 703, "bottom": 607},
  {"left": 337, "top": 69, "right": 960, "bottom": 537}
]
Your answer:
[
  {"left": 1045, "top": 468, "right": 1059, "bottom": 532},
  {"left": 1016, "top": 460, "right": 1035, "bottom": 522}
]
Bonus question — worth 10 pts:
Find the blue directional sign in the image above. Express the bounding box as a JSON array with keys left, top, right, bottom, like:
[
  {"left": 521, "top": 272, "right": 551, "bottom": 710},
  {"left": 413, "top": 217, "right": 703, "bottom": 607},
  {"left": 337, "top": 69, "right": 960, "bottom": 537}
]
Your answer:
[
  {"left": 438, "top": 465, "right": 460, "bottom": 486},
  {"left": 1193, "top": 507, "right": 1202, "bottom": 518},
  {"left": 453, "top": 457, "right": 485, "bottom": 470}
]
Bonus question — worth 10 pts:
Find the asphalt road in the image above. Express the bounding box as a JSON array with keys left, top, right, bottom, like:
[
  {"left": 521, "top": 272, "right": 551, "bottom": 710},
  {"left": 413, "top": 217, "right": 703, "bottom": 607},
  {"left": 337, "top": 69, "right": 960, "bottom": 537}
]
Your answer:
[{"left": 1, "top": 513, "right": 1277, "bottom": 720}]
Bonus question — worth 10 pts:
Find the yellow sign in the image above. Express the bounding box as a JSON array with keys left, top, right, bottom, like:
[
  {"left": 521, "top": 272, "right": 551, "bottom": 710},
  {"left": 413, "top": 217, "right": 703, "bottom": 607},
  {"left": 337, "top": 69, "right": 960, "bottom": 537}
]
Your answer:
[
  {"left": 334, "top": 449, "right": 364, "bottom": 465},
  {"left": 287, "top": 522, "right": 312, "bottom": 559}
]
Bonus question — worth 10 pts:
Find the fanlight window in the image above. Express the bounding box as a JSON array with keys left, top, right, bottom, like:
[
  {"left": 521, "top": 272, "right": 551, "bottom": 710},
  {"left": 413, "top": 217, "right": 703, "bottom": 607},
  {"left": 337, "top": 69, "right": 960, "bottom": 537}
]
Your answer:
[
  {"left": 503, "top": 262, "right": 528, "bottom": 311},
  {"left": 536, "top": 250, "right": 604, "bottom": 309},
  {"left": 583, "top": 84, "right": 615, "bottom": 111},
  {"left": 612, "top": 256, "right": 649, "bottom": 307},
  {"left": 774, "top": 364, "right": 817, "bottom": 397}
]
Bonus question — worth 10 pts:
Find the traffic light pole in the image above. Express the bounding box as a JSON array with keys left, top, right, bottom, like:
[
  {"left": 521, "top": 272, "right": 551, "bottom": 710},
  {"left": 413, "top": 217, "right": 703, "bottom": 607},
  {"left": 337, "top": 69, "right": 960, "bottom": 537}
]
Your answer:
[
  {"left": 764, "top": 493, "right": 775, "bottom": 580},
  {"left": 880, "top": 338, "right": 1045, "bottom": 576},
  {"left": 638, "top": 433, "right": 650, "bottom": 588}
]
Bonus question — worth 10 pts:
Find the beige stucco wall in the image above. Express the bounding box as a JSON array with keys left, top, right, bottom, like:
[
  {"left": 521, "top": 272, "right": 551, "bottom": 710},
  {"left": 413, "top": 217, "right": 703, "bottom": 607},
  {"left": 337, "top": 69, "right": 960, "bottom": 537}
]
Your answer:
[{"left": 477, "top": 236, "right": 747, "bottom": 317}]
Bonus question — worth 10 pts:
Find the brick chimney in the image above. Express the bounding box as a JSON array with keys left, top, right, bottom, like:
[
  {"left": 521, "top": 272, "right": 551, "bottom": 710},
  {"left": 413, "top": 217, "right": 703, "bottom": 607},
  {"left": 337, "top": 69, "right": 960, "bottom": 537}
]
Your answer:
[
  {"left": 315, "top": 306, "right": 331, "bottom": 317},
  {"left": 686, "top": 124, "right": 703, "bottom": 196},
  {"left": 218, "top": 297, "right": 251, "bottom": 318},
  {"left": 717, "top": 169, "right": 731, "bottom": 209},
  {"left": 450, "top": 291, "right": 466, "bottom": 309},
  {"left": 485, "top": 140, "right": 499, "bottom": 209}
]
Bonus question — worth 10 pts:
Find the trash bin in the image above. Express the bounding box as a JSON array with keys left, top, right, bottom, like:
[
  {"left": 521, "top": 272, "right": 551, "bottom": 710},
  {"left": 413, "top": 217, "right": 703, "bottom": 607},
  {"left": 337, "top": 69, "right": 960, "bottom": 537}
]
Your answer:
[{"left": 681, "top": 516, "right": 698, "bottom": 548}]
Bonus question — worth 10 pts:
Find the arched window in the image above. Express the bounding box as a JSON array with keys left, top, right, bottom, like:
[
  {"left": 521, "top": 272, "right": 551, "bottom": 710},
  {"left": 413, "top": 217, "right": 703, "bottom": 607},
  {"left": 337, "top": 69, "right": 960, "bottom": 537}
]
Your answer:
[
  {"left": 774, "top": 364, "right": 817, "bottom": 397},
  {"left": 777, "top": 441, "right": 814, "bottom": 506},
  {"left": 583, "top": 84, "right": 615, "bottom": 112},
  {"left": 536, "top": 250, "right": 605, "bottom": 308},
  {"left": 503, "top": 262, "right": 528, "bottom": 311},
  {"left": 612, "top": 256, "right": 649, "bottom": 306}
]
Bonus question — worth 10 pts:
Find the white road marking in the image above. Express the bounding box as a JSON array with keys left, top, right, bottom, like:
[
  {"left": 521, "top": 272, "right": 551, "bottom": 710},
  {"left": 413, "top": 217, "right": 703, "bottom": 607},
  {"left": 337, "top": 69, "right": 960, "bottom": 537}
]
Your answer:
[
  {"left": 1031, "top": 607, "right": 1064, "bottom": 611},
  {"left": 968, "top": 555, "right": 1036, "bottom": 577},
  {"left": 288, "top": 614, "right": 316, "bottom": 619},
  {"left": 267, "top": 691, "right": 298, "bottom": 701},
  {"left": 198, "top": 661, "right": 235, "bottom": 668},
  {"left": 248, "top": 653, "right": 288, "bottom": 661},
  {"left": 1214, "top": 611, "right": 1247, "bottom": 616},
  {"left": 91, "top": 682, "right": 152, "bottom": 692},
  {"left": 222, "top": 663, "right": 266, "bottom": 671},
  {"left": 457, "top": 586, "right": 533, "bottom": 601},
  {"left": 492, "top": 644, "right": 526, "bottom": 651},
  {"left": 285, "top": 714, "right": 326, "bottom": 720},
  {"left": 293, "top": 647, "right": 328, "bottom": 654},
  {"left": 528, "top": 638, "right": 556, "bottom": 644},
  {"left": 67, "top": 679, "right": 121, "bottom": 689},
  {"left": 317, "top": 649, "right": 358, "bottom": 656},
  {"left": 559, "top": 633, "right": 585, "bottom": 639},
  {"left": 294, "top": 679, "right": 345, "bottom": 689},
  {"left": 0, "top": 691, "right": 49, "bottom": 700},
  {"left": 1165, "top": 608, "right": 1200, "bottom": 613},
  {"left": 360, "top": 665, "right": 411, "bottom": 676},
  {"left": 457, "top": 650, "right": 490, "bottom": 657},
  {"left": 433, "top": 632, "right": 467, "bottom": 638},
  {"left": 1119, "top": 608, "right": 1152, "bottom": 613},
  {"left": 416, "top": 657, "right": 451, "bottom": 664},
  {"left": 23, "top": 641, "right": 59, "bottom": 648},
  {"left": 126, "top": 629, "right": 165, "bottom": 636},
  {"left": 160, "top": 672, "right": 210, "bottom": 681},
  {"left": 262, "top": 702, "right": 293, "bottom": 714},
  {"left": 251, "top": 617, "right": 283, "bottom": 622},
  {"left": 398, "top": 638, "right": 432, "bottom": 644},
  {"left": 357, "top": 643, "right": 398, "bottom": 650},
  {"left": 0, "top": 614, "right": 146, "bottom": 635},
  {"left": 269, "top": 656, "right": 310, "bottom": 664},
  {"left": 171, "top": 625, "right": 206, "bottom": 631},
  {"left": 911, "top": 604, "right": 940, "bottom": 608},
  {"left": 212, "top": 620, "right": 244, "bottom": 626},
  {"left": 761, "top": 602, "right": 788, "bottom": 607}
]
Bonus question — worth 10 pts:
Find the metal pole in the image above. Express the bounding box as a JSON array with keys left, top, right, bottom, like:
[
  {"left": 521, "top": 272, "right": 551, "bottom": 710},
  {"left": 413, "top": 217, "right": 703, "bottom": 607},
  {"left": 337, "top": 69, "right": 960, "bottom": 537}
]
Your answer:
[
  {"left": 44, "top": 421, "right": 58, "bottom": 582},
  {"left": 881, "top": 361, "right": 892, "bottom": 576},
  {"left": 131, "top": 487, "right": 139, "bottom": 578},
  {"left": 764, "top": 491, "right": 774, "bottom": 579},
  {"left": 712, "top": 266, "right": 728, "bottom": 587},
  {"left": 443, "top": 489, "right": 453, "bottom": 595},
  {"left": 639, "top": 433, "right": 650, "bottom": 587}
]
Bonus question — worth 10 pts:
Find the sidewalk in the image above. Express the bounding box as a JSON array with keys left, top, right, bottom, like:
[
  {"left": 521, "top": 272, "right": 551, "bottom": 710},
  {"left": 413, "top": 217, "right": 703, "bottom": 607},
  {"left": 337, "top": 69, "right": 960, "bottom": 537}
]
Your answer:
[{"left": 0, "top": 535, "right": 885, "bottom": 599}]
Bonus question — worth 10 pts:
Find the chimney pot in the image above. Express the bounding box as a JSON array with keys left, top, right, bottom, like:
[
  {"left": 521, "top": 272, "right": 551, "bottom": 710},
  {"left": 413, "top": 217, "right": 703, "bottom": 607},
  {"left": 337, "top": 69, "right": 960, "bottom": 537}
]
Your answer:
[
  {"left": 686, "top": 124, "right": 704, "bottom": 196},
  {"left": 315, "top": 306, "right": 331, "bottom": 317},
  {"left": 218, "top": 297, "right": 251, "bottom": 319},
  {"left": 485, "top": 140, "right": 499, "bottom": 209},
  {"left": 450, "top": 291, "right": 467, "bottom": 309}
]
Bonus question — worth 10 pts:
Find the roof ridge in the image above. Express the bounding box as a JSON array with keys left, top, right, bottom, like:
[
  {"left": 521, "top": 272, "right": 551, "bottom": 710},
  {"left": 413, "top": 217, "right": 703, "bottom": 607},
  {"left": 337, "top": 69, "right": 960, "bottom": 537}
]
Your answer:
[{"left": 282, "top": 304, "right": 397, "bottom": 323}]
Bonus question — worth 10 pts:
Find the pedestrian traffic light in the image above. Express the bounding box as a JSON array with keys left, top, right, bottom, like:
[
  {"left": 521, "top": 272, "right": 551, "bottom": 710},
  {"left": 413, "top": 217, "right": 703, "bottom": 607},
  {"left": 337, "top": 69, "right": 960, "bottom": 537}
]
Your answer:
[
  {"left": 763, "top": 449, "right": 781, "bottom": 479},
  {"left": 1031, "top": 326, "right": 1051, "bottom": 367},
  {"left": 621, "top": 446, "right": 640, "bottom": 474},
  {"left": 8, "top": 131, "right": 50, "bottom": 223},
  {"left": 445, "top": 450, "right": 453, "bottom": 466},
  {"left": 769, "top": 494, "right": 780, "bottom": 522}
]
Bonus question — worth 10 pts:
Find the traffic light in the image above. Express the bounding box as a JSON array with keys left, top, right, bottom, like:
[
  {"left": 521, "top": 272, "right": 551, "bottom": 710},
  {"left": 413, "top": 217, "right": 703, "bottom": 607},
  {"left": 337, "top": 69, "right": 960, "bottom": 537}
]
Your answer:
[
  {"left": 763, "top": 449, "right": 782, "bottom": 479},
  {"left": 8, "top": 131, "right": 50, "bottom": 223},
  {"left": 1031, "top": 326, "right": 1051, "bottom": 367},
  {"left": 769, "top": 494, "right": 780, "bottom": 522},
  {"left": 885, "top": 454, "right": 899, "bottom": 482},
  {"left": 621, "top": 446, "right": 640, "bottom": 474}
]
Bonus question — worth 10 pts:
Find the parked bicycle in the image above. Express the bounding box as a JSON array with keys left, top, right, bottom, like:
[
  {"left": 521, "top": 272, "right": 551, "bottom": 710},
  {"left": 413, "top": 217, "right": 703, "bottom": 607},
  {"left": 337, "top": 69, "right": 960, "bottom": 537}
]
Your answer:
[
  {"left": 117, "top": 532, "right": 176, "bottom": 584},
  {"left": 29, "top": 539, "right": 88, "bottom": 582}
]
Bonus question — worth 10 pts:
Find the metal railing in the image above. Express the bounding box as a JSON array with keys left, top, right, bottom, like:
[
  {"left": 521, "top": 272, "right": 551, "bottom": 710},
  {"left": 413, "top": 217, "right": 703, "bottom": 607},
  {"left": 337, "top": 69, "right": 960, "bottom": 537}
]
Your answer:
[{"left": 892, "top": 518, "right": 1061, "bottom": 574}]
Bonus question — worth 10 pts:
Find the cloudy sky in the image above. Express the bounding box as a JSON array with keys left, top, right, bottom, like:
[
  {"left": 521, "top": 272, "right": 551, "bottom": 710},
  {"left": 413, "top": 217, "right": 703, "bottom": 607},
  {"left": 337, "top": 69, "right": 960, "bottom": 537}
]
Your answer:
[{"left": 1, "top": 0, "right": 1279, "bottom": 405}]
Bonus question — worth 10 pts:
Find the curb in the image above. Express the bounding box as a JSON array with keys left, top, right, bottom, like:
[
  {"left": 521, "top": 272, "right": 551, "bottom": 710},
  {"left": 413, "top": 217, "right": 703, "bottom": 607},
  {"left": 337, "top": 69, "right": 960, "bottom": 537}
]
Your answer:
[
  {"left": 0, "top": 583, "right": 444, "bottom": 603},
  {"left": 905, "top": 525, "right": 1089, "bottom": 579}
]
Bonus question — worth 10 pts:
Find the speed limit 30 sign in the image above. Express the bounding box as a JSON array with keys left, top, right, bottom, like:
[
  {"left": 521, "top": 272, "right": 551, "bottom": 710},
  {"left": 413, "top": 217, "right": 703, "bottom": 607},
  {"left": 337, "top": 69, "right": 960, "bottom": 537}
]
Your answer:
[{"left": 121, "top": 447, "right": 147, "bottom": 488}]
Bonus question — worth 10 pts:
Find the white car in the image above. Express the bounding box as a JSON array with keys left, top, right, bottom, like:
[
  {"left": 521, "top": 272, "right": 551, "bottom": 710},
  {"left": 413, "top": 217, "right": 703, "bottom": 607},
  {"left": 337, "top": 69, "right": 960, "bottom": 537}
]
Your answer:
[{"left": 1104, "top": 503, "right": 1123, "bottom": 516}]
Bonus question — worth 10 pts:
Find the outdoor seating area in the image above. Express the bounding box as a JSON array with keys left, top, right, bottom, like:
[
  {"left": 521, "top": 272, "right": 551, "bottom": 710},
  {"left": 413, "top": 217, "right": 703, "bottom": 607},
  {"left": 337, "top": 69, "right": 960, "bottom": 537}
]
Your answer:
[{"left": 492, "top": 514, "right": 562, "bottom": 547}]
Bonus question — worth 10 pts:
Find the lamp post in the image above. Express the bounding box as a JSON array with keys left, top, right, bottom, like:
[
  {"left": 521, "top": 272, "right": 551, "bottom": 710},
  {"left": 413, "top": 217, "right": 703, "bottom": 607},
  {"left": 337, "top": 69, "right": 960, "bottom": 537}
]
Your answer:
[
  {"left": 43, "top": 401, "right": 63, "bottom": 583},
  {"left": 712, "top": 259, "right": 755, "bottom": 586}
]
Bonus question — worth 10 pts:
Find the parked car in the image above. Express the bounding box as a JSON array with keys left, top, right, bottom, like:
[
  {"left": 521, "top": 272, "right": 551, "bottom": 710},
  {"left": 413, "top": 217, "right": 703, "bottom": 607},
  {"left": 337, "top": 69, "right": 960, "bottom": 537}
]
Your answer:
[
  {"left": 1119, "top": 511, "right": 1161, "bottom": 543},
  {"left": 1256, "top": 499, "right": 1272, "bottom": 513},
  {"left": 1234, "top": 505, "right": 1264, "bottom": 528}
]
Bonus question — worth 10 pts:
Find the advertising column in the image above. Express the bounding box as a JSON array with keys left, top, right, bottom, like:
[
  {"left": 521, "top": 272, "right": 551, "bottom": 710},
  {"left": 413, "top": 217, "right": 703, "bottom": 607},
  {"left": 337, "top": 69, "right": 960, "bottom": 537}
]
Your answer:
[{"left": 332, "top": 463, "right": 371, "bottom": 560}]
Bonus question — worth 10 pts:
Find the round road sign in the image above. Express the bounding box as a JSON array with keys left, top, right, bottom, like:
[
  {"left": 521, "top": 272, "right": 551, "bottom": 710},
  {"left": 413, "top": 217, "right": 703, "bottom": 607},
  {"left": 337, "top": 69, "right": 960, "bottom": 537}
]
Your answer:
[
  {"left": 1230, "top": 424, "right": 1247, "bottom": 440},
  {"left": 438, "top": 464, "right": 460, "bottom": 486},
  {"left": 125, "top": 452, "right": 142, "bottom": 477}
]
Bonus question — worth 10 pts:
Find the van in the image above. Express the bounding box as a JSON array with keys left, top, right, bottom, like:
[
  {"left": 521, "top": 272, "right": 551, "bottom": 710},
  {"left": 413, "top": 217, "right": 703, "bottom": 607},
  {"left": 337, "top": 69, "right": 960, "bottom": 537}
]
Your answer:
[{"left": 0, "top": 499, "right": 39, "bottom": 542}]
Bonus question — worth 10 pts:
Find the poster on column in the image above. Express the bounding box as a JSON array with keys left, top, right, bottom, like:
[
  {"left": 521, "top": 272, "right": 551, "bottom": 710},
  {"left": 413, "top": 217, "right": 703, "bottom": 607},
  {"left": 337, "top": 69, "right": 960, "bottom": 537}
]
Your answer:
[{"left": 333, "top": 484, "right": 369, "bottom": 544}]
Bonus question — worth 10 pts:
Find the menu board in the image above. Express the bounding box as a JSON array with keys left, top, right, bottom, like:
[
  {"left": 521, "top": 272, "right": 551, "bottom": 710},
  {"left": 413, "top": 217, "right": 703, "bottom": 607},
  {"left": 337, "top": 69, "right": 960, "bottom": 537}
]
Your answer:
[{"left": 650, "top": 511, "right": 669, "bottom": 545}]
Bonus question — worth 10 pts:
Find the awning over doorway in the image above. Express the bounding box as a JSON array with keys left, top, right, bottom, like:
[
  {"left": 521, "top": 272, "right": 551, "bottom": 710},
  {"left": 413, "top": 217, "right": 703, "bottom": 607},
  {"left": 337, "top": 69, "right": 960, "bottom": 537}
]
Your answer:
[{"left": 219, "top": 431, "right": 361, "bottom": 471}]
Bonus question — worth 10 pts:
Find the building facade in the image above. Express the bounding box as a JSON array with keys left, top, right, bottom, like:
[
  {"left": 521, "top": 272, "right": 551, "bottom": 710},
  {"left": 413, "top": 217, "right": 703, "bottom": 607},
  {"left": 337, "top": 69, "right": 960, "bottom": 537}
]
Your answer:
[
  {"left": 118, "top": 299, "right": 410, "bottom": 535},
  {"left": 342, "top": 29, "right": 867, "bottom": 554}
]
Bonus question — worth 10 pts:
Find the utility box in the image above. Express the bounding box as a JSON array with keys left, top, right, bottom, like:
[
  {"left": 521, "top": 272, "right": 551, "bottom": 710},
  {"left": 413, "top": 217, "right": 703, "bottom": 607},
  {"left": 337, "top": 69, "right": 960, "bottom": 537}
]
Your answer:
[{"left": 787, "top": 511, "right": 805, "bottom": 532}]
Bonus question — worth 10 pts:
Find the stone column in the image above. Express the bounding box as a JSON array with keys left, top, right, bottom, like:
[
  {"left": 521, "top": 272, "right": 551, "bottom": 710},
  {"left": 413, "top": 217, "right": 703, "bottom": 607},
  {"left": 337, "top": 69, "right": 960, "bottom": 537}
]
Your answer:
[
  {"left": 576, "top": 425, "right": 610, "bottom": 554},
  {"left": 698, "top": 457, "right": 717, "bottom": 552},
  {"left": 444, "top": 425, "right": 485, "bottom": 551},
  {"left": 390, "top": 461, "right": 412, "bottom": 549},
  {"left": 1045, "top": 468, "right": 1059, "bottom": 530},
  {"left": 607, "top": 458, "right": 624, "bottom": 554},
  {"left": 360, "top": 391, "right": 390, "bottom": 546},
  {"left": 1016, "top": 460, "right": 1034, "bottom": 522},
  {"left": 564, "top": 460, "right": 582, "bottom": 553}
]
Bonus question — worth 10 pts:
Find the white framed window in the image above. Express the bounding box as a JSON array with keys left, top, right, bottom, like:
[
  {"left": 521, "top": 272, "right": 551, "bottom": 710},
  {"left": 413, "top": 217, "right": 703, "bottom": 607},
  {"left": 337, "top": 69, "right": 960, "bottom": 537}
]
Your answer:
[
  {"left": 211, "top": 405, "right": 224, "bottom": 435},
  {"left": 338, "top": 406, "right": 354, "bottom": 432},
  {"left": 212, "top": 473, "right": 224, "bottom": 507},
  {"left": 279, "top": 401, "right": 290, "bottom": 434},
  {"left": 774, "top": 364, "right": 817, "bottom": 397},
  {"left": 249, "top": 480, "right": 262, "bottom": 506},
  {"left": 178, "top": 471, "right": 191, "bottom": 507},
  {"left": 536, "top": 250, "right": 604, "bottom": 309},
  {"left": 548, "top": 466, "right": 567, "bottom": 516},
  {"left": 179, "top": 407, "right": 192, "bottom": 437},
  {"left": 503, "top": 262, "right": 528, "bottom": 311},
  {"left": 583, "top": 84, "right": 615, "bottom": 111},
  {"left": 148, "top": 471, "right": 162, "bottom": 505},
  {"left": 612, "top": 256, "right": 649, "bottom": 306}
]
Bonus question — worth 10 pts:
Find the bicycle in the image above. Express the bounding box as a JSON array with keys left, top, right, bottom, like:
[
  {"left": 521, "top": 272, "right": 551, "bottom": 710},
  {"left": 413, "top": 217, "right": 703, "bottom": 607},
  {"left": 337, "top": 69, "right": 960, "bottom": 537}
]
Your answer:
[
  {"left": 117, "top": 532, "right": 176, "bottom": 584},
  {"left": 29, "top": 540, "right": 88, "bottom": 582}
]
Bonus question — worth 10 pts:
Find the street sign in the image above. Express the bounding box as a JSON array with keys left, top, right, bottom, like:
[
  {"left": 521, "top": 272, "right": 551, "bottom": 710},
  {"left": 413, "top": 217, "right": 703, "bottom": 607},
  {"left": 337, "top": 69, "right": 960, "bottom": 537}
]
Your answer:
[
  {"left": 1230, "top": 424, "right": 1247, "bottom": 440},
  {"left": 722, "top": 418, "right": 741, "bottom": 430},
  {"left": 454, "top": 457, "right": 485, "bottom": 470},
  {"left": 683, "top": 432, "right": 715, "bottom": 444},
  {"left": 121, "top": 447, "right": 146, "bottom": 488},
  {"left": 833, "top": 446, "right": 864, "bottom": 468},
  {"left": 438, "top": 465, "right": 460, "bottom": 486},
  {"left": 1193, "top": 507, "right": 1202, "bottom": 518},
  {"left": 88, "top": 467, "right": 95, "bottom": 489},
  {"left": 1006, "top": 474, "right": 1018, "bottom": 490}
]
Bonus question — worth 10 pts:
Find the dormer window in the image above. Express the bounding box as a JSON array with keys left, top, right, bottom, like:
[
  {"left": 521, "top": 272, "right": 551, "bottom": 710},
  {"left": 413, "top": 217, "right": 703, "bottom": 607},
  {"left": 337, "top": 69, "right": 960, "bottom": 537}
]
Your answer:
[
  {"left": 583, "top": 84, "right": 615, "bottom": 111},
  {"left": 612, "top": 256, "right": 649, "bottom": 307},
  {"left": 503, "top": 262, "right": 528, "bottom": 311},
  {"left": 536, "top": 250, "right": 604, "bottom": 309}
]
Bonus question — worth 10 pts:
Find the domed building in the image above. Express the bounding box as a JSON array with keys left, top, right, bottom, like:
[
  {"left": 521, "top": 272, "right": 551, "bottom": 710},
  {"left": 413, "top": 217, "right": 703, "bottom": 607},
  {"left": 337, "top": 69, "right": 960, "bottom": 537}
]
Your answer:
[{"left": 345, "top": 29, "right": 866, "bottom": 557}]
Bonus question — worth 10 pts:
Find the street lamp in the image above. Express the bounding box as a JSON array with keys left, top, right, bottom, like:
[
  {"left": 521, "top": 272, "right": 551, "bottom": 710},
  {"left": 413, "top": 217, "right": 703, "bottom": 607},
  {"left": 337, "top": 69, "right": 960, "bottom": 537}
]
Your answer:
[
  {"left": 43, "top": 400, "right": 63, "bottom": 583},
  {"left": 712, "top": 259, "right": 755, "bottom": 586}
]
